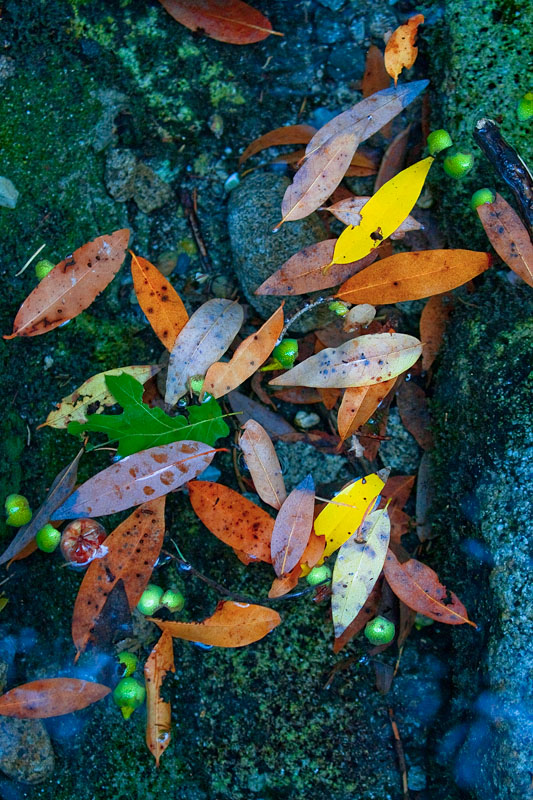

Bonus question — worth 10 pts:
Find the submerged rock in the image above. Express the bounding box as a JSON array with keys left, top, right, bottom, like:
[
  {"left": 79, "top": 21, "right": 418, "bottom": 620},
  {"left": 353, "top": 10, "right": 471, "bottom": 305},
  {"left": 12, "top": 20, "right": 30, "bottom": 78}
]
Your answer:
[{"left": 0, "top": 177, "right": 19, "bottom": 209}]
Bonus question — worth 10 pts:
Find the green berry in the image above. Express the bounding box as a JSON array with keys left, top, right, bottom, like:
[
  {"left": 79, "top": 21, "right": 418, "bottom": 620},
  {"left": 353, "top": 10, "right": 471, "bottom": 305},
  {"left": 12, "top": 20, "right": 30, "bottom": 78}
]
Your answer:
[
  {"left": 137, "top": 584, "right": 164, "bottom": 615},
  {"left": 4, "top": 494, "right": 32, "bottom": 527},
  {"left": 306, "top": 564, "right": 332, "bottom": 586},
  {"left": 35, "top": 523, "right": 61, "bottom": 553},
  {"left": 117, "top": 651, "right": 138, "bottom": 678},
  {"left": 271, "top": 339, "right": 298, "bottom": 369},
  {"left": 189, "top": 377, "right": 204, "bottom": 395},
  {"left": 34, "top": 259, "right": 55, "bottom": 280},
  {"left": 443, "top": 151, "right": 474, "bottom": 179},
  {"left": 517, "top": 91, "right": 533, "bottom": 122},
  {"left": 161, "top": 588, "right": 185, "bottom": 613},
  {"left": 364, "top": 615, "right": 395, "bottom": 645},
  {"left": 328, "top": 301, "right": 349, "bottom": 317},
  {"left": 471, "top": 188, "right": 495, "bottom": 211},
  {"left": 113, "top": 677, "right": 146, "bottom": 719},
  {"left": 426, "top": 129, "right": 453, "bottom": 156}
]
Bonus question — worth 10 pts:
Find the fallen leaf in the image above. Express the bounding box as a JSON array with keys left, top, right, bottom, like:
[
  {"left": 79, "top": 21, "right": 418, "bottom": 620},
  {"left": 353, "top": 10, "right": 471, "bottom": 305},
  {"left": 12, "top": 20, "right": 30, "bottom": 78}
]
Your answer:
[
  {"left": 268, "top": 529, "right": 325, "bottom": 598},
  {"left": 203, "top": 305, "right": 283, "bottom": 397},
  {"left": 337, "top": 378, "right": 396, "bottom": 443},
  {"left": 4, "top": 230, "right": 129, "bottom": 339},
  {"left": 381, "top": 475, "right": 415, "bottom": 510},
  {"left": 397, "top": 601, "right": 417, "bottom": 647},
  {"left": 396, "top": 380, "right": 433, "bottom": 450},
  {"left": 362, "top": 45, "right": 390, "bottom": 98},
  {"left": 239, "top": 124, "right": 316, "bottom": 164},
  {"left": 158, "top": 0, "right": 281, "bottom": 44},
  {"left": 419, "top": 294, "right": 453, "bottom": 371},
  {"left": 271, "top": 475, "right": 315, "bottom": 576},
  {"left": 239, "top": 420, "right": 287, "bottom": 510},
  {"left": 71, "top": 498, "right": 166, "bottom": 657},
  {"left": 86, "top": 579, "right": 132, "bottom": 660},
  {"left": 53, "top": 441, "right": 217, "bottom": 518},
  {"left": 374, "top": 125, "right": 411, "bottom": 191},
  {"left": 323, "top": 197, "right": 422, "bottom": 237},
  {"left": 145, "top": 630, "right": 175, "bottom": 767},
  {"left": 272, "top": 387, "right": 322, "bottom": 404},
  {"left": 333, "top": 578, "right": 383, "bottom": 652},
  {"left": 384, "top": 14, "right": 424, "bottom": 86},
  {"left": 130, "top": 252, "right": 189, "bottom": 351},
  {"left": 154, "top": 600, "right": 281, "bottom": 647},
  {"left": 188, "top": 481, "right": 274, "bottom": 562},
  {"left": 477, "top": 193, "right": 533, "bottom": 287},
  {"left": 228, "top": 391, "right": 298, "bottom": 439},
  {"left": 269, "top": 332, "right": 422, "bottom": 389},
  {"left": 165, "top": 299, "right": 244, "bottom": 405},
  {"left": 336, "top": 250, "right": 491, "bottom": 303},
  {"left": 0, "top": 679, "right": 110, "bottom": 718},
  {"left": 383, "top": 549, "right": 475, "bottom": 626}
]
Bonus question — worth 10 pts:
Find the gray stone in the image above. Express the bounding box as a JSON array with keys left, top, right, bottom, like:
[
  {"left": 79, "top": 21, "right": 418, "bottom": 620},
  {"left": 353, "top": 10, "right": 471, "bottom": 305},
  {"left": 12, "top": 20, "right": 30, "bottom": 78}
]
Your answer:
[
  {"left": 91, "top": 88, "right": 128, "bottom": 152},
  {"left": 132, "top": 162, "right": 173, "bottom": 214},
  {"left": 105, "top": 148, "right": 137, "bottom": 202},
  {"left": 317, "top": 0, "right": 345, "bottom": 11},
  {"left": 0, "top": 177, "right": 19, "bottom": 209},
  {"left": 315, "top": 11, "right": 346, "bottom": 45},
  {"left": 379, "top": 407, "right": 421, "bottom": 473},
  {"left": 274, "top": 439, "right": 352, "bottom": 492},
  {"left": 0, "top": 717, "right": 55, "bottom": 784}
]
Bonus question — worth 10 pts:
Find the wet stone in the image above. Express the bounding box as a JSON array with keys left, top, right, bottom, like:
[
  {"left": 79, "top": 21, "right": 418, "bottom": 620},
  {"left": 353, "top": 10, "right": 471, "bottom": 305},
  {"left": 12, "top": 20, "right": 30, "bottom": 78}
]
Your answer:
[
  {"left": 105, "top": 148, "right": 137, "bottom": 203},
  {"left": 0, "top": 177, "right": 19, "bottom": 209},
  {"left": 379, "top": 407, "right": 421, "bottom": 473},
  {"left": 0, "top": 717, "right": 55, "bottom": 784},
  {"left": 132, "top": 163, "right": 173, "bottom": 214}
]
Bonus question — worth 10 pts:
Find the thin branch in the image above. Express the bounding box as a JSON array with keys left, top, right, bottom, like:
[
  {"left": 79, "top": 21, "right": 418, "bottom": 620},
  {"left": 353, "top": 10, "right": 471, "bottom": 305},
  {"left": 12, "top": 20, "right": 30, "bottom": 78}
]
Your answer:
[{"left": 180, "top": 189, "right": 214, "bottom": 273}]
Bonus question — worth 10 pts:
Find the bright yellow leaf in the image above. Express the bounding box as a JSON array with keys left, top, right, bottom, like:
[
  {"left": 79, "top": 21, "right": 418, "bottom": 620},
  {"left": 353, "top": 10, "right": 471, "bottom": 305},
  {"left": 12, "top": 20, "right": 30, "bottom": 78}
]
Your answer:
[{"left": 330, "top": 156, "right": 434, "bottom": 265}]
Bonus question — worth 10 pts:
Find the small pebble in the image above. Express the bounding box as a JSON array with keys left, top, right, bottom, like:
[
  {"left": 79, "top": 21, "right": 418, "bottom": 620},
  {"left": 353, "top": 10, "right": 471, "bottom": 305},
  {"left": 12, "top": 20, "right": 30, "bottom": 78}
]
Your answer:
[
  {"left": 0, "top": 177, "right": 19, "bottom": 209},
  {"left": 294, "top": 411, "right": 321, "bottom": 430}
]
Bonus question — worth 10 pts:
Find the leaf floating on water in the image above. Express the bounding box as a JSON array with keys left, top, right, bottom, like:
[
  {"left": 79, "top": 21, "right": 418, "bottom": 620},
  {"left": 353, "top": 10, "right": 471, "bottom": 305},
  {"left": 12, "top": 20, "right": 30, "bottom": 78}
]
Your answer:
[
  {"left": 154, "top": 601, "right": 281, "bottom": 647},
  {"left": 158, "top": 0, "right": 281, "bottom": 44},
  {"left": 239, "top": 420, "right": 287, "bottom": 510},
  {"left": 0, "top": 679, "right": 110, "bottom": 719},
  {"left": 419, "top": 294, "right": 453, "bottom": 372},
  {"left": 477, "top": 193, "right": 533, "bottom": 287},
  {"left": 239, "top": 124, "right": 316, "bottom": 164},
  {"left": 145, "top": 630, "right": 175, "bottom": 767},
  {"left": 271, "top": 475, "right": 315, "bottom": 577},
  {"left": 4, "top": 229, "right": 130, "bottom": 339},
  {"left": 130, "top": 252, "right": 189, "bottom": 351},
  {"left": 384, "top": 14, "right": 424, "bottom": 87}
]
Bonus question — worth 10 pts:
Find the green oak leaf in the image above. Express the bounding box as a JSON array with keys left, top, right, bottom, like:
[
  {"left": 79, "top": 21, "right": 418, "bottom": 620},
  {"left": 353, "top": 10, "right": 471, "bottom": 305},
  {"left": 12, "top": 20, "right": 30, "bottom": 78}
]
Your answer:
[{"left": 68, "top": 373, "right": 229, "bottom": 456}]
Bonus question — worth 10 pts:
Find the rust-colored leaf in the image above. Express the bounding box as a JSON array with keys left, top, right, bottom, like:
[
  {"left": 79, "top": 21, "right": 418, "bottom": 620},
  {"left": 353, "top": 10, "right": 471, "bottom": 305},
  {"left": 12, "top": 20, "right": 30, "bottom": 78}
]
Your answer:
[
  {"left": 158, "top": 0, "right": 281, "bottom": 44},
  {"left": 271, "top": 475, "right": 315, "bottom": 576},
  {"left": 333, "top": 579, "right": 383, "bottom": 653},
  {"left": 4, "top": 230, "right": 129, "bottom": 339},
  {"left": 272, "top": 387, "right": 322, "bottom": 404},
  {"left": 0, "top": 679, "right": 110, "bottom": 718},
  {"left": 154, "top": 600, "right": 281, "bottom": 647},
  {"left": 239, "top": 124, "right": 316, "bottom": 165},
  {"left": 362, "top": 45, "right": 390, "bottom": 98},
  {"left": 71, "top": 498, "right": 166, "bottom": 657},
  {"left": 337, "top": 378, "right": 396, "bottom": 443},
  {"left": 374, "top": 125, "right": 411, "bottom": 191},
  {"left": 239, "top": 420, "right": 287, "bottom": 510},
  {"left": 381, "top": 475, "right": 415, "bottom": 509},
  {"left": 384, "top": 14, "right": 424, "bottom": 87},
  {"left": 477, "top": 192, "right": 533, "bottom": 287},
  {"left": 203, "top": 305, "right": 283, "bottom": 398},
  {"left": 419, "top": 294, "right": 453, "bottom": 371},
  {"left": 130, "top": 252, "right": 188, "bottom": 351},
  {"left": 396, "top": 379, "right": 433, "bottom": 450},
  {"left": 53, "top": 442, "right": 216, "bottom": 518},
  {"left": 384, "top": 549, "right": 475, "bottom": 626},
  {"left": 336, "top": 250, "right": 491, "bottom": 305},
  {"left": 145, "top": 630, "right": 175, "bottom": 767},
  {"left": 188, "top": 481, "right": 274, "bottom": 562}
]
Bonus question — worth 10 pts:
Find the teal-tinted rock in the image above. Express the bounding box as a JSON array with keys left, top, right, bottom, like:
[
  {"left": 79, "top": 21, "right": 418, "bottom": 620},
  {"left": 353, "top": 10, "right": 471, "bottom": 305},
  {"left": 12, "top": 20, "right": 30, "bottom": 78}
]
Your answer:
[{"left": 0, "top": 176, "right": 19, "bottom": 209}]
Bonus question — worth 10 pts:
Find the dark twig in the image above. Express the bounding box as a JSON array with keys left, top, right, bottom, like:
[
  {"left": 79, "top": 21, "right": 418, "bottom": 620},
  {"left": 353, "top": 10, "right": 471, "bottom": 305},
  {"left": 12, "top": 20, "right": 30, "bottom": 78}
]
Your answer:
[
  {"left": 180, "top": 188, "right": 214, "bottom": 273},
  {"left": 474, "top": 118, "right": 533, "bottom": 239},
  {"left": 279, "top": 295, "right": 333, "bottom": 340},
  {"left": 388, "top": 707, "right": 410, "bottom": 800}
]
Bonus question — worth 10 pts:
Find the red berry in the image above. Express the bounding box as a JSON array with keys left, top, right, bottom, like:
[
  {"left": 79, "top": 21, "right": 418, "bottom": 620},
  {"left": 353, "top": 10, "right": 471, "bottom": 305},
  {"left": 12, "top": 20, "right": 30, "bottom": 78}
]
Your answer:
[{"left": 60, "top": 519, "right": 107, "bottom": 566}]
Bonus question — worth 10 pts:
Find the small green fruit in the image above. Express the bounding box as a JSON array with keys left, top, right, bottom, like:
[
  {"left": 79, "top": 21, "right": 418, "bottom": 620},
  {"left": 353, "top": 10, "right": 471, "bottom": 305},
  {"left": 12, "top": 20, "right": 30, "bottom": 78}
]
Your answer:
[
  {"left": 137, "top": 584, "right": 164, "bottom": 615},
  {"left": 328, "top": 301, "right": 349, "bottom": 317},
  {"left": 35, "top": 523, "right": 61, "bottom": 553},
  {"left": 471, "top": 188, "right": 495, "bottom": 210},
  {"left": 4, "top": 494, "right": 32, "bottom": 527},
  {"left": 426, "top": 129, "right": 453, "bottom": 156},
  {"left": 306, "top": 564, "right": 332, "bottom": 586},
  {"left": 161, "top": 588, "right": 185, "bottom": 613},
  {"left": 517, "top": 91, "right": 533, "bottom": 122},
  {"left": 34, "top": 259, "right": 55, "bottom": 280},
  {"left": 443, "top": 151, "right": 474, "bottom": 179},
  {"left": 117, "top": 651, "right": 138, "bottom": 678},
  {"left": 271, "top": 339, "right": 298, "bottom": 369},
  {"left": 364, "top": 615, "right": 395, "bottom": 645},
  {"left": 189, "top": 377, "right": 204, "bottom": 395},
  {"left": 113, "top": 677, "right": 146, "bottom": 719}
]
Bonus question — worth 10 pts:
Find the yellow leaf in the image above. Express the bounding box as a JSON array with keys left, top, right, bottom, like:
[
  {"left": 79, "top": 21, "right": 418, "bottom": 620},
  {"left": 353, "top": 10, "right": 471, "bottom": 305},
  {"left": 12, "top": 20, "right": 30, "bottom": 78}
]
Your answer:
[{"left": 330, "top": 156, "right": 434, "bottom": 266}]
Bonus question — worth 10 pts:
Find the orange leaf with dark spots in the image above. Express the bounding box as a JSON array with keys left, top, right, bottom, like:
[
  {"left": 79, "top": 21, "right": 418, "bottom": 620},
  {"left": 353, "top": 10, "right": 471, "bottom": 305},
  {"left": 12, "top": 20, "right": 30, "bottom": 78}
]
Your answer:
[
  {"left": 0, "top": 679, "right": 110, "bottom": 718},
  {"left": 384, "top": 14, "right": 424, "bottom": 87},
  {"left": 419, "top": 294, "right": 453, "bottom": 372},
  {"left": 158, "top": 0, "right": 281, "bottom": 45},
  {"left": 145, "top": 630, "right": 175, "bottom": 766},
  {"left": 154, "top": 601, "right": 281, "bottom": 647},
  {"left": 130, "top": 252, "right": 188, "bottom": 351},
  {"left": 477, "top": 193, "right": 533, "bottom": 287}
]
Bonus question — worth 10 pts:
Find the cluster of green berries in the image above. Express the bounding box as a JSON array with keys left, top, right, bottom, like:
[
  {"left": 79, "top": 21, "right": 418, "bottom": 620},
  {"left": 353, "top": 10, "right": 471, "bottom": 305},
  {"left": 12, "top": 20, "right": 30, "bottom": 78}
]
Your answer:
[
  {"left": 426, "top": 129, "right": 474, "bottom": 180},
  {"left": 137, "top": 583, "right": 185, "bottom": 615}
]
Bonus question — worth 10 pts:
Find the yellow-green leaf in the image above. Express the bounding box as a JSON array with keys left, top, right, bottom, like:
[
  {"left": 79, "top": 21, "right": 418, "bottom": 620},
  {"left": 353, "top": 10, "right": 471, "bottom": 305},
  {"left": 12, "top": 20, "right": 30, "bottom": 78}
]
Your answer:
[
  {"left": 331, "top": 508, "right": 390, "bottom": 637},
  {"left": 331, "top": 156, "right": 434, "bottom": 265}
]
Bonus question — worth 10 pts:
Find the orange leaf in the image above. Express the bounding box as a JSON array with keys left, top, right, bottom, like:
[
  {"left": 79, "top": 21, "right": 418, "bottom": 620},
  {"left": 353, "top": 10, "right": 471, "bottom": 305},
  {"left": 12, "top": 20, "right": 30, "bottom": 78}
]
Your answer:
[
  {"left": 0, "top": 679, "right": 110, "bottom": 718},
  {"left": 72, "top": 498, "right": 166, "bottom": 657},
  {"left": 271, "top": 475, "right": 315, "bottom": 576},
  {"left": 336, "top": 250, "right": 491, "bottom": 305},
  {"left": 477, "top": 193, "right": 533, "bottom": 287},
  {"left": 362, "top": 45, "right": 390, "bottom": 98},
  {"left": 383, "top": 549, "right": 475, "bottom": 626},
  {"left": 154, "top": 600, "right": 281, "bottom": 647},
  {"left": 188, "top": 481, "right": 274, "bottom": 562},
  {"left": 380, "top": 475, "right": 415, "bottom": 509},
  {"left": 130, "top": 252, "right": 188, "bottom": 351},
  {"left": 384, "top": 14, "right": 424, "bottom": 87},
  {"left": 145, "top": 630, "right": 175, "bottom": 767},
  {"left": 239, "top": 420, "right": 287, "bottom": 510},
  {"left": 203, "top": 304, "right": 284, "bottom": 398},
  {"left": 158, "top": 0, "right": 281, "bottom": 44},
  {"left": 419, "top": 294, "right": 453, "bottom": 372},
  {"left": 4, "top": 230, "right": 129, "bottom": 339},
  {"left": 396, "top": 379, "right": 433, "bottom": 450},
  {"left": 239, "top": 124, "right": 316, "bottom": 164},
  {"left": 337, "top": 378, "right": 396, "bottom": 443}
]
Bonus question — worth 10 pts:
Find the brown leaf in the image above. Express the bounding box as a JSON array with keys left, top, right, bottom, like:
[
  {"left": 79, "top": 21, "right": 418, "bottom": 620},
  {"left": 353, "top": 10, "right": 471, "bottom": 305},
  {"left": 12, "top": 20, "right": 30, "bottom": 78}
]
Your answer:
[
  {"left": 374, "top": 125, "right": 411, "bottom": 191},
  {"left": 239, "top": 420, "right": 287, "bottom": 510},
  {"left": 381, "top": 475, "right": 415, "bottom": 510},
  {"left": 271, "top": 475, "right": 315, "bottom": 576},
  {"left": 228, "top": 391, "right": 298, "bottom": 439},
  {"left": 145, "top": 630, "right": 175, "bottom": 766},
  {"left": 397, "top": 601, "right": 417, "bottom": 647},
  {"left": 272, "top": 148, "right": 379, "bottom": 177},
  {"left": 271, "top": 387, "right": 322, "bottom": 404},
  {"left": 337, "top": 379, "right": 396, "bottom": 443},
  {"left": 419, "top": 294, "right": 453, "bottom": 372},
  {"left": 239, "top": 124, "right": 316, "bottom": 165},
  {"left": 384, "top": 14, "right": 424, "bottom": 87},
  {"left": 130, "top": 252, "right": 189, "bottom": 351},
  {"left": 0, "top": 679, "right": 110, "bottom": 718},
  {"left": 477, "top": 193, "right": 533, "bottom": 287},
  {"left": 362, "top": 45, "right": 390, "bottom": 98},
  {"left": 158, "top": 0, "right": 281, "bottom": 45},
  {"left": 4, "top": 230, "right": 129, "bottom": 339},
  {"left": 396, "top": 379, "right": 433, "bottom": 450}
]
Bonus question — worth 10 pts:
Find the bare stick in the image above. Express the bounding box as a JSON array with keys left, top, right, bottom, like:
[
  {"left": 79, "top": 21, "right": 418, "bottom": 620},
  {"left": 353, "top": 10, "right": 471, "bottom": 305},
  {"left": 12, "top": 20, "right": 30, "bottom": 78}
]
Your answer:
[
  {"left": 180, "top": 189, "right": 214, "bottom": 273},
  {"left": 388, "top": 707, "right": 410, "bottom": 799}
]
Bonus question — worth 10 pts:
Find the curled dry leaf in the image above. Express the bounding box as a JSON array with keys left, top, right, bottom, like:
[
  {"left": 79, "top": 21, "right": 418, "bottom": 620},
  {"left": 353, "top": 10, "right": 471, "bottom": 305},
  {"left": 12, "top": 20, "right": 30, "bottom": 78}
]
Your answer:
[
  {"left": 269, "top": 332, "right": 422, "bottom": 389},
  {"left": 130, "top": 252, "right": 189, "bottom": 351},
  {"left": 337, "top": 378, "right": 396, "bottom": 443},
  {"left": 154, "top": 600, "right": 281, "bottom": 647},
  {"left": 72, "top": 498, "right": 166, "bottom": 657},
  {"left": 271, "top": 475, "right": 315, "bottom": 577},
  {"left": 239, "top": 124, "right": 316, "bottom": 165},
  {"left": 396, "top": 380, "right": 433, "bottom": 450},
  {"left": 203, "top": 304, "right": 283, "bottom": 398},
  {"left": 165, "top": 298, "right": 244, "bottom": 405},
  {"left": 53, "top": 441, "right": 217, "bottom": 519},
  {"left": 384, "top": 549, "right": 475, "bottom": 626},
  {"left": 5, "top": 229, "right": 130, "bottom": 339},
  {"left": 419, "top": 294, "right": 453, "bottom": 372},
  {"left": 384, "top": 14, "right": 424, "bottom": 86},
  {"left": 239, "top": 420, "right": 287, "bottom": 510},
  {"left": 336, "top": 250, "right": 491, "bottom": 304},
  {"left": 324, "top": 197, "right": 422, "bottom": 237},
  {"left": 255, "top": 239, "right": 378, "bottom": 296},
  {"left": 477, "top": 193, "right": 533, "bottom": 287},
  {"left": 158, "top": 0, "right": 280, "bottom": 45},
  {"left": 0, "top": 679, "right": 110, "bottom": 719},
  {"left": 188, "top": 481, "right": 274, "bottom": 562},
  {"left": 145, "top": 630, "right": 175, "bottom": 767}
]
